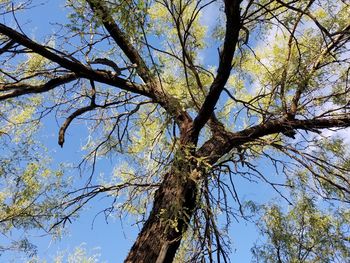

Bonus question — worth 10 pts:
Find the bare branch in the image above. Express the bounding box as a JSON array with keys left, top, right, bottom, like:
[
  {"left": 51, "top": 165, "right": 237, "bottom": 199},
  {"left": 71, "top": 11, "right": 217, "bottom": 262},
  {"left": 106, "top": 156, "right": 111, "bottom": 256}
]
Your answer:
[
  {"left": 199, "top": 115, "right": 350, "bottom": 164},
  {"left": 86, "top": 0, "right": 155, "bottom": 86},
  {"left": 192, "top": 0, "right": 242, "bottom": 138},
  {"left": 58, "top": 105, "right": 95, "bottom": 147},
  {"left": 0, "top": 23, "right": 154, "bottom": 100},
  {"left": 0, "top": 73, "right": 77, "bottom": 101},
  {"left": 290, "top": 23, "right": 350, "bottom": 117},
  {"left": 85, "top": 1, "right": 193, "bottom": 126},
  {"left": 0, "top": 39, "right": 16, "bottom": 55}
]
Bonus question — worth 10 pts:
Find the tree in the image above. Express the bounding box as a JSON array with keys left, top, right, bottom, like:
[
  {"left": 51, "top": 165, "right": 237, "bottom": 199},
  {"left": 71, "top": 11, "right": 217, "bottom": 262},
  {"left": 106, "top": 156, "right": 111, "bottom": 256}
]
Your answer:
[
  {"left": 252, "top": 192, "right": 350, "bottom": 262},
  {"left": 0, "top": 0, "right": 349, "bottom": 262}
]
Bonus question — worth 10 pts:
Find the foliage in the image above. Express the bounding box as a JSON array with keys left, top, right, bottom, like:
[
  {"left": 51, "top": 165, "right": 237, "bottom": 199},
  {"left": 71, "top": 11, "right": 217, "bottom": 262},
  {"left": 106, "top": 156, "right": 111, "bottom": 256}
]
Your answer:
[
  {"left": 27, "top": 243, "right": 102, "bottom": 263},
  {"left": 252, "top": 194, "right": 350, "bottom": 262}
]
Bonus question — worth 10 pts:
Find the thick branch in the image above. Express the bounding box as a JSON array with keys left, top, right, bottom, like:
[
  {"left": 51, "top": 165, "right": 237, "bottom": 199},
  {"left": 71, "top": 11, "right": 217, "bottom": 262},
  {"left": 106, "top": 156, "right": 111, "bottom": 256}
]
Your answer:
[
  {"left": 0, "top": 74, "right": 77, "bottom": 101},
  {"left": 86, "top": 1, "right": 193, "bottom": 127},
  {"left": 0, "top": 39, "right": 15, "bottom": 55},
  {"left": 0, "top": 19, "right": 192, "bottom": 140},
  {"left": 192, "top": 0, "right": 241, "bottom": 137},
  {"left": 0, "top": 23, "right": 90, "bottom": 74},
  {"left": 199, "top": 115, "right": 350, "bottom": 164},
  {"left": 86, "top": 0, "right": 154, "bottom": 86},
  {"left": 0, "top": 23, "right": 154, "bottom": 100},
  {"left": 58, "top": 105, "right": 95, "bottom": 147}
]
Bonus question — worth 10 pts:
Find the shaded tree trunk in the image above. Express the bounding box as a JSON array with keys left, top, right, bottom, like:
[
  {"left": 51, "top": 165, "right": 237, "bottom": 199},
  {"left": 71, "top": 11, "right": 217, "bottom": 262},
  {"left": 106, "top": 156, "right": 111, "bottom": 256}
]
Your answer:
[{"left": 125, "top": 148, "right": 199, "bottom": 263}]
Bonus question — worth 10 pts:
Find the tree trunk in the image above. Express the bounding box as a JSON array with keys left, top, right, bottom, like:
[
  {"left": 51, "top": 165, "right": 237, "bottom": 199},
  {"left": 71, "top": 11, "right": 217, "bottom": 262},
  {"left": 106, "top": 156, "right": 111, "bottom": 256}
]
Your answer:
[{"left": 125, "top": 159, "right": 199, "bottom": 263}]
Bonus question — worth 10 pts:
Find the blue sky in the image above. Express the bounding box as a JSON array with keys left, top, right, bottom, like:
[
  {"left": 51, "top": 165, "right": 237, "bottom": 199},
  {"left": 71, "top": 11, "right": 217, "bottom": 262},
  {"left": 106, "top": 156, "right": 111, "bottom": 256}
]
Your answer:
[{"left": 0, "top": 1, "right": 287, "bottom": 262}]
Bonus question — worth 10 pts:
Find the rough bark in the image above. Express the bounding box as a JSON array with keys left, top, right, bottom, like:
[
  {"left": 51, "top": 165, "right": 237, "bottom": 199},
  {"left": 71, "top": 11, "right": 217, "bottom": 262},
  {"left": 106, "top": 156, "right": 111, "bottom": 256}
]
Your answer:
[
  {"left": 125, "top": 154, "right": 199, "bottom": 263},
  {"left": 125, "top": 113, "right": 350, "bottom": 262}
]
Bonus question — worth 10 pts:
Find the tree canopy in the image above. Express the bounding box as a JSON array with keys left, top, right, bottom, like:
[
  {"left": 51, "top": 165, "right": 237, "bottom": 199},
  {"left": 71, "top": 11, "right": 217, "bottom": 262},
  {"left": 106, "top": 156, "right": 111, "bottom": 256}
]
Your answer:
[{"left": 0, "top": 0, "right": 349, "bottom": 262}]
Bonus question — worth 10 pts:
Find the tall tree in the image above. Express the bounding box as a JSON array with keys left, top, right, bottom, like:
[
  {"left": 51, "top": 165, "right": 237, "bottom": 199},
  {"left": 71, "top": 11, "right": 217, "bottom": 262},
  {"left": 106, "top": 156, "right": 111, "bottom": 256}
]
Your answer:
[
  {"left": 0, "top": 0, "right": 349, "bottom": 262},
  {"left": 252, "top": 193, "right": 350, "bottom": 262}
]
